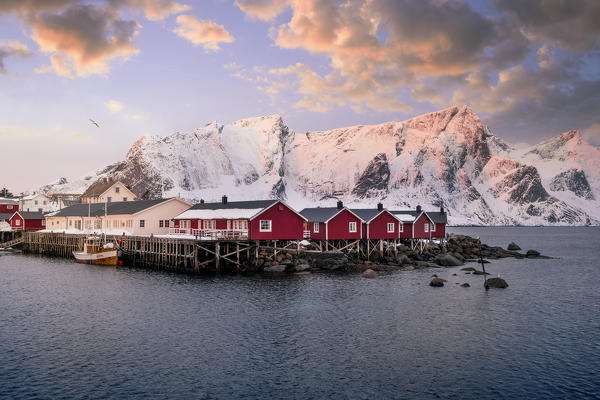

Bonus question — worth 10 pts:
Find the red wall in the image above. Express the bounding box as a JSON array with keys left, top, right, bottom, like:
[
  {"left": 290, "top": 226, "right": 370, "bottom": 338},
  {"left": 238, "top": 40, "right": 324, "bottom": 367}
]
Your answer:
[
  {"left": 0, "top": 204, "right": 18, "bottom": 213},
  {"left": 305, "top": 221, "right": 326, "bottom": 240},
  {"left": 399, "top": 223, "right": 412, "bottom": 239},
  {"left": 216, "top": 220, "right": 227, "bottom": 229},
  {"left": 433, "top": 223, "right": 446, "bottom": 238},
  {"left": 249, "top": 202, "right": 305, "bottom": 240},
  {"left": 191, "top": 220, "right": 199, "bottom": 229},
  {"left": 366, "top": 211, "right": 399, "bottom": 239},
  {"left": 412, "top": 213, "right": 435, "bottom": 239},
  {"left": 10, "top": 214, "right": 45, "bottom": 231},
  {"left": 326, "top": 209, "right": 362, "bottom": 240}
]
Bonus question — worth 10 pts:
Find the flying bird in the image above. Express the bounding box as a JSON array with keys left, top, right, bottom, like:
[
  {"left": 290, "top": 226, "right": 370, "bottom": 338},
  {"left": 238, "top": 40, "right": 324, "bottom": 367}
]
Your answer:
[{"left": 89, "top": 119, "right": 100, "bottom": 128}]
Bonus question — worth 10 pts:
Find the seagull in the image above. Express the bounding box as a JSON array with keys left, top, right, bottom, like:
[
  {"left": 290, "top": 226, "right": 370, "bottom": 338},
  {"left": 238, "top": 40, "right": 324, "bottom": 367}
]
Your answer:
[{"left": 89, "top": 119, "right": 100, "bottom": 128}]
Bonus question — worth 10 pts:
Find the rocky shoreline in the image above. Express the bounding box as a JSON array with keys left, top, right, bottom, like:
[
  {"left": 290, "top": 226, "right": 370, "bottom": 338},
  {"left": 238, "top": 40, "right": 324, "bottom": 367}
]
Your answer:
[{"left": 252, "top": 234, "right": 549, "bottom": 277}]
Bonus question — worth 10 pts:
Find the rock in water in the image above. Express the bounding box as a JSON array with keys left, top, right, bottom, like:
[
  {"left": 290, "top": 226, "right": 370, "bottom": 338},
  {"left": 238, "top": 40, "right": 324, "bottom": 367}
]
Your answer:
[
  {"left": 461, "top": 267, "right": 476, "bottom": 271},
  {"left": 435, "top": 254, "right": 464, "bottom": 266},
  {"left": 486, "top": 277, "right": 508, "bottom": 288},
  {"left": 264, "top": 265, "right": 286, "bottom": 273},
  {"left": 472, "top": 270, "right": 490, "bottom": 275},
  {"left": 401, "top": 265, "right": 415, "bottom": 271},
  {"left": 526, "top": 249, "right": 540, "bottom": 258},
  {"left": 362, "top": 268, "right": 378, "bottom": 278},
  {"left": 430, "top": 277, "right": 444, "bottom": 287},
  {"left": 507, "top": 242, "right": 521, "bottom": 251},
  {"left": 460, "top": 283, "right": 470, "bottom": 287}
]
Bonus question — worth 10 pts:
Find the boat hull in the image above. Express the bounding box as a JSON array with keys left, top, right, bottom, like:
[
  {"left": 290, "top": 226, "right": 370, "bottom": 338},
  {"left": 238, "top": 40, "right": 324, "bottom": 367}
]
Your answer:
[{"left": 73, "top": 249, "right": 118, "bottom": 266}]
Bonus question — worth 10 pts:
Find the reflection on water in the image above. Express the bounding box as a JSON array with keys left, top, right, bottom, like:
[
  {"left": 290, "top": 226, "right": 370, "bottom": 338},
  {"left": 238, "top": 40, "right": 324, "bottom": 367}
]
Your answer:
[{"left": 1, "top": 227, "right": 599, "bottom": 399}]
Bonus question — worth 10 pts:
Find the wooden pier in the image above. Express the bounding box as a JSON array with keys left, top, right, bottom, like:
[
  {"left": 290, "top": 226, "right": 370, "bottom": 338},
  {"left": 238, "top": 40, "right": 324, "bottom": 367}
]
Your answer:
[{"left": 16, "top": 232, "right": 442, "bottom": 274}]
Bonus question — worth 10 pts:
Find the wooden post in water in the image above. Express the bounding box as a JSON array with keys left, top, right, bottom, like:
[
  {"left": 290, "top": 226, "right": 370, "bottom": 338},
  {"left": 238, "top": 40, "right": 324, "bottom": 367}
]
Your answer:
[{"left": 478, "top": 237, "right": 489, "bottom": 290}]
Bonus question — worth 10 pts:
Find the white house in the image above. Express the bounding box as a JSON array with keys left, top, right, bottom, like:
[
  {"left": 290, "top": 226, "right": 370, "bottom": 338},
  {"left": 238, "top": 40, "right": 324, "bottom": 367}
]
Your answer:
[
  {"left": 20, "top": 193, "right": 54, "bottom": 213},
  {"left": 80, "top": 179, "right": 136, "bottom": 204},
  {"left": 45, "top": 198, "right": 192, "bottom": 236}
]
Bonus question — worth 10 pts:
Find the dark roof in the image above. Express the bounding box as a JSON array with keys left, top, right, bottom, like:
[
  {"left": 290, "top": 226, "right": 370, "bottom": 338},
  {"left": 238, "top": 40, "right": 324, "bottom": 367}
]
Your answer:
[
  {"left": 51, "top": 199, "right": 170, "bottom": 217},
  {"left": 0, "top": 199, "right": 18, "bottom": 204},
  {"left": 390, "top": 210, "right": 447, "bottom": 224},
  {"left": 82, "top": 180, "right": 115, "bottom": 197},
  {"left": 351, "top": 209, "right": 386, "bottom": 223},
  {"left": 16, "top": 211, "right": 44, "bottom": 220},
  {"left": 0, "top": 213, "right": 13, "bottom": 220},
  {"left": 299, "top": 207, "right": 344, "bottom": 223},
  {"left": 188, "top": 199, "right": 278, "bottom": 210}
]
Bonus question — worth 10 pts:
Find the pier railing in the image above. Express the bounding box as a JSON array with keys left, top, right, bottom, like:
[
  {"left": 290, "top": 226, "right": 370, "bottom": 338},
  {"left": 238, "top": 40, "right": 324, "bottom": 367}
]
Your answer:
[{"left": 168, "top": 228, "right": 249, "bottom": 240}]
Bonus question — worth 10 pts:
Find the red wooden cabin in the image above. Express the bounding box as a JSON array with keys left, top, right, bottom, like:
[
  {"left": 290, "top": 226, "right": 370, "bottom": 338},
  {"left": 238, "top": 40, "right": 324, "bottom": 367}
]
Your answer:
[
  {"left": 391, "top": 205, "right": 447, "bottom": 239},
  {"left": 0, "top": 199, "right": 18, "bottom": 214},
  {"left": 352, "top": 204, "right": 401, "bottom": 240},
  {"left": 9, "top": 211, "right": 46, "bottom": 231},
  {"left": 172, "top": 196, "right": 306, "bottom": 240},
  {"left": 300, "top": 201, "right": 364, "bottom": 240}
]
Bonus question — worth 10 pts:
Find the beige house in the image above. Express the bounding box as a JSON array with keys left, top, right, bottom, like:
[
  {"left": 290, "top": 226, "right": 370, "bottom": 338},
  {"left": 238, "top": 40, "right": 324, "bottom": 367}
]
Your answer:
[
  {"left": 20, "top": 193, "right": 54, "bottom": 213},
  {"left": 80, "top": 179, "right": 136, "bottom": 204},
  {"left": 45, "top": 198, "right": 191, "bottom": 236}
]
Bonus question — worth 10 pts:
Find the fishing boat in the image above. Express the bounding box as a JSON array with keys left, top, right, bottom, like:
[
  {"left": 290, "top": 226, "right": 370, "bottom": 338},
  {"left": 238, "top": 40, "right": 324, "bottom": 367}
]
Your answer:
[{"left": 73, "top": 236, "right": 119, "bottom": 266}]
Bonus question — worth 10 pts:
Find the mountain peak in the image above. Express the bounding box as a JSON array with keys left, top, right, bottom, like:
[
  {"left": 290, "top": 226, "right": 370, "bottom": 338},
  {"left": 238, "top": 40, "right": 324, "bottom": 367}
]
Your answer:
[{"left": 561, "top": 129, "right": 581, "bottom": 142}]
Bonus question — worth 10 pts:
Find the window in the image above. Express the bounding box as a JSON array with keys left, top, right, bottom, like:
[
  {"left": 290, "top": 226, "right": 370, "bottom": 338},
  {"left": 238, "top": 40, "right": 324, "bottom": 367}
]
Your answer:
[
  {"left": 313, "top": 222, "right": 319, "bottom": 233},
  {"left": 140, "top": 220, "right": 145, "bottom": 228},
  {"left": 34, "top": 200, "right": 38, "bottom": 205},
  {"left": 43, "top": 201, "right": 47, "bottom": 205},
  {"left": 259, "top": 220, "right": 272, "bottom": 232},
  {"left": 107, "top": 197, "right": 112, "bottom": 203},
  {"left": 424, "top": 223, "right": 429, "bottom": 233},
  {"left": 69, "top": 220, "right": 72, "bottom": 226},
  {"left": 7, "top": 205, "right": 12, "bottom": 209},
  {"left": 159, "top": 220, "right": 164, "bottom": 228},
  {"left": 115, "top": 187, "right": 120, "bottom": 193},
  {"left": 165, "top": 220, "right": 169, "bottom": 227},
  {"left": 123, "top": 197, "right": 128, "bottom": 202},
  {"left": 42, "top": 220, "right": 46, "bottom": 226},
  {"left": 38, "top": 208, "right": 42, "bottom": 213},
  {"left": 15, "top": 219, "right": 21, "bottom": 226},
  {"left": 399, "top": 223, "right": 403, "bottom": 233},
  {"left": 349, "top": 221, "right": 357, "bottom": 232},
  {"left": 431, "top": 224, "right": 436, "bottom": 232},
  {"left": 387, "top": 223, "right": 395, "bottom": 233}
]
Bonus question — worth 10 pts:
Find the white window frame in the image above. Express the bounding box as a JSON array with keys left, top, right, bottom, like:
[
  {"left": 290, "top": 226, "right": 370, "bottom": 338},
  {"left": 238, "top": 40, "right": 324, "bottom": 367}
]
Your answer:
[
  {"left": 349, "top": 221, "right": 357, "bottom": 233},
  {"left": 431, "top": 223, "right": 436, "bottom": 232},
  {"left": 159, "top": 220, "right": 164, "bottom": 228},
  {"left": 424, "top": 223, "right": 429, "bottom": 233},
  {"left": 140, "top": 220, "right": 145, "bottom": 228},
  {"left": 399, "top": 223, "right": 403, "bottom": 233},
  {"left": 313, "top": 222, "right": 319, "bottom": 233},
  {"left": 387, "top": 223, "right": 395, "bottom": 233},
  {"left": 259, "top": 220, "right": 272, "bottom": 232},
  {"left": 15, "top": 219, "right": 21, "bottom": 226}
]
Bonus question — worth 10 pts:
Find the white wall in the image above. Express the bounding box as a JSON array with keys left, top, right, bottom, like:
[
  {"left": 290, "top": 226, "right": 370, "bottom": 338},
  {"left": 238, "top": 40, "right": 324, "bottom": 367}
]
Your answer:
[{"left": 133, "top": 198, "right": 191, "bottom": 235}]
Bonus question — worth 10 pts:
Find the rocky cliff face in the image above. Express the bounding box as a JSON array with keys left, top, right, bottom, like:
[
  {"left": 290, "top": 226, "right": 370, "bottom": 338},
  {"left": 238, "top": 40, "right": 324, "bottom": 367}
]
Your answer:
[{"left": 43, "top": 107, "right": 600, "bottom": 225}]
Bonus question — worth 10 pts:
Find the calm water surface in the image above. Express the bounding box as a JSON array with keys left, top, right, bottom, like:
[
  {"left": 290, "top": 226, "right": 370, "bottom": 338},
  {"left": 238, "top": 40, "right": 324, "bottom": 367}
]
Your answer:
[{"left": 1, "top": 227, "right": 599, "bottom": 399}]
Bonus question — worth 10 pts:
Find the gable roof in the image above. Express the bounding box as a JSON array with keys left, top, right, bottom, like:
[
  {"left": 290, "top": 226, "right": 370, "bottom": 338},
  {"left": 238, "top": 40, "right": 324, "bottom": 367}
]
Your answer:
[
  {"left": 0, "top": 198, "right": 18, "bottom": 204},
  {"left": 188, "top": 199, "right": 278, "bottom": 211},
  {"left": 350, "top": 208, "right": 400, "bottom": 223},
  {"left": 300, "top": 207, "right": 365, "bottom": 223},
  {"left": 390, "top": 210, "right": 447, "bottom": 224},
  {"left": 14, "top": 211, "right": 44, "bottom": 220},
  {"left": 21, "top": 193, "right": 48, "bottom": 201},
  {"left": 50, "top": 199, "right": 170, "bottom": 217},
  {"left": 82, "top": 180, "right": 115, "bottom": 197}
]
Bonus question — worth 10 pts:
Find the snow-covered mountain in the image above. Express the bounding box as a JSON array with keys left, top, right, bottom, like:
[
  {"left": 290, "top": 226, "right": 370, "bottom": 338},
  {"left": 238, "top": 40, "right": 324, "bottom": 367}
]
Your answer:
[{"left": 43, "top": 106, "right": 600, "bottom": 225}]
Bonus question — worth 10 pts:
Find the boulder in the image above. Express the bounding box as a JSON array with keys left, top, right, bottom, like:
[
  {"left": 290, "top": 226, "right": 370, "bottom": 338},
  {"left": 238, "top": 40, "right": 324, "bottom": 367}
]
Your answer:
[
  {"left": 295, "top": 264, "right": 311, "bottom": 272},
  {"left": 264, "top": 265, "right": 286, "bottom": 273},
  {"left": 361, "top": 269, "right": 378, "bottom": 278},
  {"left": 429, "top": 277, "right": 444, "bottom": 287},
  {"left": 396, "top": 254, "right": 410, "bottom": 265},
  {"left": 485, "top": 277, "right": 508, "bottom": 288},
  {"left": 401, "top": 265, "right": 415, "bottom": 271},
  {"left": 526, "top": 249, "right": 540, "bottom": 258},
  {"left": 275, "top": 254, "right": 285, "bottom": 263},
  {"left": 461, "top": 267, "right": 476, "bottom": 271},
  {"left": 460, "top": 283, "right": 470, "bottom": 287},
  {"left": 285, "top": 252, "right": 293, "bottom": 260},
  {"left": 435, "top": 254, "right": 464, "bottom": 267},
  {"left": 507, "top": 242, "right": 521, "bottom": 251}
]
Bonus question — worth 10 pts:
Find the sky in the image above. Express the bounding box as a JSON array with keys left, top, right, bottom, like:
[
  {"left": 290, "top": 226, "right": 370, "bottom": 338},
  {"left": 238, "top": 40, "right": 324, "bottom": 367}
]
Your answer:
[{"left": 1, "top": 0, "right": 599, "bottom": 193}]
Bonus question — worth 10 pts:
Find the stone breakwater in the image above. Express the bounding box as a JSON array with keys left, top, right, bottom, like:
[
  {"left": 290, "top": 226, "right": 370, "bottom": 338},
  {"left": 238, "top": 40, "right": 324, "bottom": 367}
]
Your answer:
[{"left": 254, "top": 234, "right": 548, "bottom": 275}]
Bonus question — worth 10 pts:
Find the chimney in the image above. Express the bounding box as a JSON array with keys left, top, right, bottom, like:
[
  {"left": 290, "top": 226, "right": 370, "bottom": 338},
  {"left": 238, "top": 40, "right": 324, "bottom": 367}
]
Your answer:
[
  {"left": 103, "top": 177, "right": 108, "bottom": 183},
  {"left": 377, "top": 202, "right": 383, "bottom": 211},
  {"left": 416, "top": 205, "right": 422, "bottom": 213},
  {"left": 222, "top": 195, "right": 228, "bottom": 204},
  {"left": 337, "top": 200, "right": 343, "bottom": 209},
  {"left": 200, "top": 199, "right": 205, "bottom": 204},
  {"left": 440, "top": 204, "right": 445, "bottom": 213}
]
